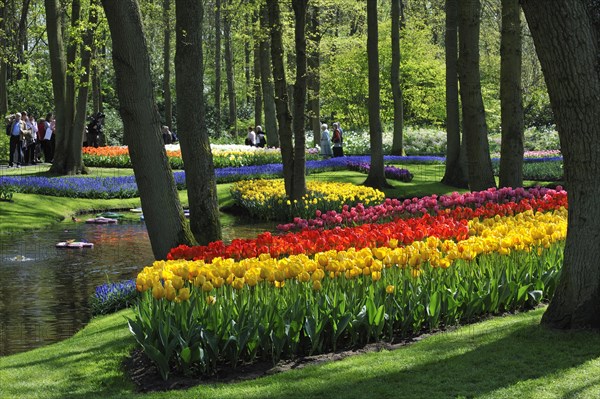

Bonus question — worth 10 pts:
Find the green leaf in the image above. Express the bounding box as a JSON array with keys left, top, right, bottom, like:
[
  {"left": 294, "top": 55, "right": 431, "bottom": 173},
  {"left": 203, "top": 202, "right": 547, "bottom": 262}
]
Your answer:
[{"left": 180, "top": 346, "right": 191, "bottom": 364}]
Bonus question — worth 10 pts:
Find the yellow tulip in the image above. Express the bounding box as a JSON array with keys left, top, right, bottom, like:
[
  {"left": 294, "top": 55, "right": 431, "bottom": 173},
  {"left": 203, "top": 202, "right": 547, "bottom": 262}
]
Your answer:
[{"left": 386, "top": 285, "right": 395, "bottom": 294}]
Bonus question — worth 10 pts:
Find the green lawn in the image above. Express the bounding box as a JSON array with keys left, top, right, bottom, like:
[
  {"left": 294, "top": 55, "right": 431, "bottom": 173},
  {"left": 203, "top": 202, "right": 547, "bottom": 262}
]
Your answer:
[{"left": 1, "top": 307, "right": 599, "bottom": 399}]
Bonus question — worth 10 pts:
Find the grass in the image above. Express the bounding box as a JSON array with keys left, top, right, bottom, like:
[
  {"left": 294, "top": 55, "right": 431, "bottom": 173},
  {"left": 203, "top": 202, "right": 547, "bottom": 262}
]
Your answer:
[{"left": 1, "top": 307, "right": 599, "bottom": 399}]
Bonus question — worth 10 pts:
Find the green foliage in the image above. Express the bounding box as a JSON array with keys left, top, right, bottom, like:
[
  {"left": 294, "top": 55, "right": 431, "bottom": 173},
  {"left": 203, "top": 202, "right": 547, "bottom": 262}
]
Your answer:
[
  {"left": 101, "top": 107, "right": 125, "bottom": 146},
  {"left": 6, "top": 77, "right": 54, "bottom": 119}
]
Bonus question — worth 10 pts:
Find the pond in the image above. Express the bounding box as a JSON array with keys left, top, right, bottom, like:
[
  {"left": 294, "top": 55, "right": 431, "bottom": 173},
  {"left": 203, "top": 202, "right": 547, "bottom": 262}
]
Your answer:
[{"left": 0, "top": 216, "right": 277, "bottom": 356}]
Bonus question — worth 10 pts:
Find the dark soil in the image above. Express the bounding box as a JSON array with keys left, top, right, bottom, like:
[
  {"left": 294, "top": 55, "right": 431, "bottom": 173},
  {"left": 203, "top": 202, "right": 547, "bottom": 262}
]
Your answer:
[{"left": 123, "top": 335, "right": 431, "bottom": 393}]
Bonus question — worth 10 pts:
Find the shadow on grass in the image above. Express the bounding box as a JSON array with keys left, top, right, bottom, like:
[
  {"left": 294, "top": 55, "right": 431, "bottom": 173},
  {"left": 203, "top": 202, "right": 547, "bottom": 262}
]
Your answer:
[{"left": 198, "top": 312, "right": 600, "bottom": 399}]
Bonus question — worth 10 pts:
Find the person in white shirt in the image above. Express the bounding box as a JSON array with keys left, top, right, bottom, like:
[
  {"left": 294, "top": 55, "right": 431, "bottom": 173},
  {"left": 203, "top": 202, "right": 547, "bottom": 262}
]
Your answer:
[{"left": 245, "top": 126, "right": 256, "bottom": 146}]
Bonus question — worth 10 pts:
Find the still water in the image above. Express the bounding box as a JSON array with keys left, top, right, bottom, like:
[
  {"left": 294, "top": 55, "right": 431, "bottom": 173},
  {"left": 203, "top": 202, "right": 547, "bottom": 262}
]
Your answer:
[{"left": 0, "top": 217, "right": 276, "bottom": 356}]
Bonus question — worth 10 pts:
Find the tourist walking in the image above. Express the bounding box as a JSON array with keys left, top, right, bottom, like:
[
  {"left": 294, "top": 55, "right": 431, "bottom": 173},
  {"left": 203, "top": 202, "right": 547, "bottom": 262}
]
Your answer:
[
  {"left": 332, "top": 122, "right": 344, "bottom": 157},
  {"left": 245, "top": 126, "right": 256, "bottom": 146},
  {"left": 8, "top": 112, "right": 24, "bottom": 168},
  {"left": 43, "top": 113, "right": 55, "bottom": 163},
  {"left": 256, "top": 125, "right": 267, "bottom": 148},
  {"left": 320, "top": 123, "right": 333, "bottom": 158}
]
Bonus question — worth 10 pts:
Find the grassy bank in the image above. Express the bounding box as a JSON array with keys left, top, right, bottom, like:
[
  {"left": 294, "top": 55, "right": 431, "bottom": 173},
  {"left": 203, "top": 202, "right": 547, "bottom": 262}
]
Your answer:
[{"left": 1, "top": 307, "right": 599, "bottom": 398}]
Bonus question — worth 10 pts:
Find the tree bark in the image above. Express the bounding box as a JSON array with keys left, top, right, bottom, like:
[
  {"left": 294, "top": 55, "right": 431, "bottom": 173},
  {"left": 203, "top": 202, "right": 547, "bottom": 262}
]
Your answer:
[
  {"left": 291, "top": 0, "right": 308, "bottom": 201},
  {"left": 245, "top": 13, "right": 251, "bottom": 105},
  {"left": 102, "top": 0, "right": 196, "bottom": 260},
  {"left": 260, "top": 3, "right": 278, "bottom": 147},
  {"left": 307, "top": 4, "right": 321, "bottom": 147},
  {"left": 442, "top": 0, "right": 468, "bottom": 188},
  {"left": 162, "top": 0, "right": 173, "bottom": 129},
  {"left": 0, "top": 1, "right": 8, "bottom": 117},
  {"left": 16, "top": 0, "right": 31, "bottom": 79},
  {"left": 214, "top": 0, "right": 222, "bottom": 136},
  {"left": 390, "top": 0, "right": 404, "bottom": 156},
  {"left": 498, "top": 0, "right": 523, "bottom": 188},
  {"left": 457, "top": 0, "right": 496, "bottom": 192},
  {"left": 521, "top": 0, "right": 600, "bottom": 329},
  {"left": 223, "top": 0, "right": 236, "bottom": 135},
  {"left": 363, "top": 0, "right": 390, "bottom": 189},
  {"left": 267, "top": 0, "right": 294, "bottom": 196},
  {"left": 175, "top": 0, "right": 222, "bottom": 245},
  {"left": 253, "top": 10, "right": 262, "bottom": 128}
]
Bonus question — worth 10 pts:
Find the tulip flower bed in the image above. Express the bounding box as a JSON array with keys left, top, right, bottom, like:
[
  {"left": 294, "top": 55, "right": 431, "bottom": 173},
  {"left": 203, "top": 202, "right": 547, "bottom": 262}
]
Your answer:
[
  {"left": 346, "top": 161, "right": 414, "bottom": 182},
  {"left": 82, "top": 145, "right": 318, "bottom": 169},
  {"left": 131, "top": 200, "right": 567, "bottom": 380},
  {"left": 230, "top": 179, "right": 386, "bottom": 221},
  {"left": 277, "top": 186, "right": 567, "bottom": 231}
]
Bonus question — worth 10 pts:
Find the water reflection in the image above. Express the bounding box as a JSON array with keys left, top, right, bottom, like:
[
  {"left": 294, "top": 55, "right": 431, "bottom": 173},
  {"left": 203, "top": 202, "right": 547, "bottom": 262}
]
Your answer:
[{"left": 0, "top": 217, "right": 277, "bottom": 356}]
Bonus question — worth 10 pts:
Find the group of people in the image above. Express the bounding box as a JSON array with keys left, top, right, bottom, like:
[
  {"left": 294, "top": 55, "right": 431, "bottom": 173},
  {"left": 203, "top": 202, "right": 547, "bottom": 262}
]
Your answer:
[
  {"left": 245, "top": 126, "right": 267, "bottom": 148},
  {"left": 84, "top": 112, "right": 105, "bottom": 148},
  {"left": 320, "top": 122, "right": 344, "bottom": 158},
  {"left": 6, "top": 112, "right": 55, "bottom": 168}
]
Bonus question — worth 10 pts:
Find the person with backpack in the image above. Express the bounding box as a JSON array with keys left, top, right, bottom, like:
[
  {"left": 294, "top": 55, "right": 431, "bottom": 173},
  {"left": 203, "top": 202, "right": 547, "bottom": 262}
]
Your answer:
[{"left": 332, "top": 122, "right": 344, "bottom": 157}]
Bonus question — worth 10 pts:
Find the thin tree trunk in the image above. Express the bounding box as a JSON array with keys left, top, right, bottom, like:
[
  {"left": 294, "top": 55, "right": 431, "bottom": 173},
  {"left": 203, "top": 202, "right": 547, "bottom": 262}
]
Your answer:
[
  {"left": 175, "top": 0, "right": 222, "bottom": 245},
  {"left": 163, "top": 0, "right": 173, "bottom": 129},
  {"left": 260, "top": 3, "right": 278, "bottom": 147},
  {"left": 442, "top": 0, "right": 468, "bottom": 188},
  {"left": 253, "top": 10, "right": 262, "bottom": 128},
  {"left": 390, "top": 0, "right": 404, "bottom": 156},
  {"left": 102, "top": 0, "right": 196, "bottom": 259},
  {"left": 522, "top": 0, "right": 600, "bottom": 329},
  {"left": 223, "top": 0, "right": 236, "bottom": 135},
  {"left": 16, "top": 0, "right": 32, "bottom": 79},
  {"left": 307, "top": 4, "right": 321, "bottom": 147},
  {"left": 245, "top": 13, "right": 251, "bottom": 105},
  {"left": 267, "top": 0, "right": 293, "bottom": 196},
  {"left": 458, "top": 0, "right": 496, "bottom": 191},
  {"left": 499, "top": 0, "right": 524, "bottom": 188},
  {"left": 0, "top": 1, "right": 8, "bottom": 117},
  {"left": 291, "top": 0, "right": 308, "bottom": 201},
  {"left": 214, "top": 0, "right": 222, "bottom": 136},
  {"left": 363, "top": 0, "right": 389, "bottom": 189}
]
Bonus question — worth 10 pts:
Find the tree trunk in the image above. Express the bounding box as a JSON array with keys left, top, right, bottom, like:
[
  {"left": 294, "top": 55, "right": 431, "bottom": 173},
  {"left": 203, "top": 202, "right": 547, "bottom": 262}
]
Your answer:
[
  {"left": 260, "top": 3, "right": 278, "bottom": 147},
  {"left": 291, "top": 0, "right": 308, "bottom": 201},
  {"left": 521, "top": 0, "right": 600, "bottom": 329},
  {"left": 223, "top": 0, "right": 236, "bottom": 135},
  {"left": 390, "top": 0, "right": 404, "bottom": 156},
  {"left": 163, "top": 0, "right": 173, "bottom": 129},
  {"left": 307, "top": 4, "right": 321, "bottom": 147},
  {"left": 457, "top": 0, "right": 496, "bottom": 192},
  {"left": 0, "top": 1, "right": 8, "bottom": 117},
  {"left": 499, "top": 0, "right": 524, "bottom": 188},
  {"left": 254, "top": 48, "right": 262, "bottom": 128},
  {"left": 70, "top": 0, "right": 99, "bottom": 173},
  {"left": 363, "top": 0, "right": 390, "bottom": 189},
  {"left": 175, "top": 0, "right": 222, "bottom": 245},
  {"left": 16, "top": 0, "right": 31, "bottom": 79},
  {"left": 442, "top": 0, "right": 468, "bottom": 188},
  {"left": 214, "top": 0, "right": 222, "bottom": 136},
  {"left": 267, "top": 0, "right": 293, "bottom": 196},
  {"left": 245, "top": 13, "right": 251, "bottom": 105},
  {"left": 102, "top": 0, "right": 196, "bottom": 260}
]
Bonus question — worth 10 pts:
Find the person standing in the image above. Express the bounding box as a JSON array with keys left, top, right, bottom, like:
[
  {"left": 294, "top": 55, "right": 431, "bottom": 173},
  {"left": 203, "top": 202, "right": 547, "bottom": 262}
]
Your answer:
[
  {"left": 161, "top": 125, "right": 173, "bottom": 144},
  {"left": 245, "top": 126, "right": 256, "bottom": 146},
  {"left": 320, "top": 123, "right": 333, "bottom": 158},
  {"left": 332, "top": 122, "right": 344, "bottom": 157},
  {"left": 24, "top": 114, "right": 38, "bottom": 164},
  {"left": 256, "top": 125, "right": 267, "bottom": 148},
  {"left": 8, "top": 112, "right": 24, "bottom": 167},
  {"left": 43, "top": 113, "right": 55, "bottom": 163}
]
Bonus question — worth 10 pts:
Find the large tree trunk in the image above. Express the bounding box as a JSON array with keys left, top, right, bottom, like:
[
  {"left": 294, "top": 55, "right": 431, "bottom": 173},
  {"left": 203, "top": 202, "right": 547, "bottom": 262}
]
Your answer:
[
  {"left": 223, "top": 0, "right": 236, "bottom": 135},
  {"left": 0, "top": 1, "right": 8, "bottom": 117},
  {"left": 442, "top": 0, "right": 468, "bottom": 188},
  {"left": 260, "top": 3, "right": 278, "bottom": 147},
  {"left": 390, "top": 0, "right": 404, "bottom": 156},
  {"left": 363, "top": 0, "right": 390, "bottom": 189},
  {"left": 521, "top": 0, "right": 600, "bottom": 329},
  {"left": 175, "top": 0, "right": 222, "bottom": 245},
  {"left": 214, "top": 0, "right": 222, "bottom": 136},
  {"left": 102, "top": 0, "right": 196, "bottom": 260},
  {"left": 499, "top": 0, "right": 524, "bottom": 188},
  {"left": 307, "top": 4, "right": 321, "bottom": 147},
  {"left": 162, "top": 0, "right": 173, "bottom": 130},
  {"left": 267, "top": 0, "right": 293, "bottom": 196},
  {"left": 457, "top": 0, "right": 496, "bottom": 192},
  {"left": 291, "top": 0, "right": 308, "bottom": 201}
]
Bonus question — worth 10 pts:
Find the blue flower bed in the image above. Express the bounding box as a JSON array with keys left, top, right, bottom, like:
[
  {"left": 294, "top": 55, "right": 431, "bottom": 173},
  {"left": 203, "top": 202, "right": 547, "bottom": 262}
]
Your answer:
[
  {"left": 0, "top": 154, "right": 561, "bottom": 199},
  {"left": 346, "top": 161, "right": 414, "bottom": 182},
  {"left": 90, "top": 279, "right": 138, "bottom": 315}
]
